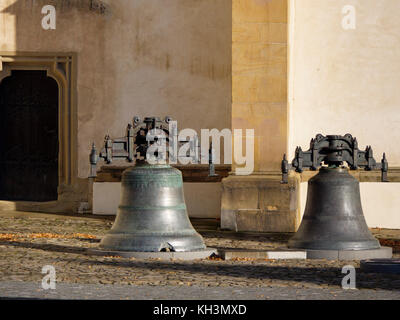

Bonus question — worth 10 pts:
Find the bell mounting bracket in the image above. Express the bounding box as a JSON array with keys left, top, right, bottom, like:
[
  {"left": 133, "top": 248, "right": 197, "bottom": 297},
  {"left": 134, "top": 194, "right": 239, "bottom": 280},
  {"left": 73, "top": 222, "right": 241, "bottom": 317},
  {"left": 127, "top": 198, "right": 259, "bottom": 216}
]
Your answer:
[
  {"left": 89, "top": 116, "right": 218, "bottom": 178},
  {"left": 89, "top": 116, "right": 171, "bottom": 178},
  {"left": 281, "top": 134, "right": 388, "bottom": 183}
]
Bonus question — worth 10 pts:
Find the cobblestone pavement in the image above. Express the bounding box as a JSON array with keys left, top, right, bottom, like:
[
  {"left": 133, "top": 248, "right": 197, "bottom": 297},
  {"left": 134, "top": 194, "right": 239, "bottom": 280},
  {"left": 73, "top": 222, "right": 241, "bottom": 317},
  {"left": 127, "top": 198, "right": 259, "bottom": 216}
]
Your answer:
[
  {"left": 1, "top": 281, "right": 400, "bottom": 300},
  {"left": 0, "top": 211, "right": 399, "bottom": 299}
]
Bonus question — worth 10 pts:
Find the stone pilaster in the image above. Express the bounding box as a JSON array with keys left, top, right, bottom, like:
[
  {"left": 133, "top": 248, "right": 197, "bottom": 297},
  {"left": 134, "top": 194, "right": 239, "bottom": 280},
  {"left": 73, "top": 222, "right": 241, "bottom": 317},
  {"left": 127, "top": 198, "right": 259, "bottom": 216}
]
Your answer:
[{"left": 221, "top": 0, "right": 300, "bottom": 232}]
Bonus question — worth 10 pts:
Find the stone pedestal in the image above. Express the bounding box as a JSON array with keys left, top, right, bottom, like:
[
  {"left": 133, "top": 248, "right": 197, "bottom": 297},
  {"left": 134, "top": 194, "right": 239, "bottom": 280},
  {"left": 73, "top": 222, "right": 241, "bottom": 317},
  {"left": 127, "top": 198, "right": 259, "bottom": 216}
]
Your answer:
[
  {"left": 306, "top": 247, "right": 392, "bottom": 260},
  {"left": 221, "top": 173, "right": 301, "bottom": 233}
]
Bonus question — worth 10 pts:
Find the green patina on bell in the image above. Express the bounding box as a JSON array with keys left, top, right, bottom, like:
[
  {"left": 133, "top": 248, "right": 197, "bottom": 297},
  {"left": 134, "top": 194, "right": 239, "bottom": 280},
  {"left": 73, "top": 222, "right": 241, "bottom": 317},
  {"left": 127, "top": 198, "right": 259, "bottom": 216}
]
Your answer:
[{"left": 99, "top": 162, "right": 206, "bottom": 252}]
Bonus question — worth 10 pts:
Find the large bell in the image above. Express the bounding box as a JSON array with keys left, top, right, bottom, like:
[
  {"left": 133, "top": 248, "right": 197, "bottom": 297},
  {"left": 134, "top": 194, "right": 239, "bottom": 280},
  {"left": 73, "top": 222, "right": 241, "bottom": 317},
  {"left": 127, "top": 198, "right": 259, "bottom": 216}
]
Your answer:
[
  {"left": 281, "top": 134, "right": 388, "bottom": 252},
  {"left": 288, "top": 167, "right": 380, "bottom": 250},
  {"left": 99, "top": 163, "right": 206, "bottom": 252}
]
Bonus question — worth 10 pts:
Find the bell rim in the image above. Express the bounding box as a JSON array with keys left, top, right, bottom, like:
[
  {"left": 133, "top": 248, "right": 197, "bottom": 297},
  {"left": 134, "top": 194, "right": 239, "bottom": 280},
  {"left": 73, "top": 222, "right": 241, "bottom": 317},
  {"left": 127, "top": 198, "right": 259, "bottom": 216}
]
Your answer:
[
  {"left": 287, "top": 239, "right": 381, "bottom": 251},
  {"left": 99, "top": 232, "right": 207, "bottom": 252}
]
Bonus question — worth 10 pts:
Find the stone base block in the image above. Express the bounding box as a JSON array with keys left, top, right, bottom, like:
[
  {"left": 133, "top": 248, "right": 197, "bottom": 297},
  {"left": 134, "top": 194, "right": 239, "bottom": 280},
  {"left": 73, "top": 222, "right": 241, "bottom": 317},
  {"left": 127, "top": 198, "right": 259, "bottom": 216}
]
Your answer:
[
  {"left": 221, "top": 173, "right": 300, "bottom": 232},
  {"left": 219, "top": 249, "right": 306, "bottom": 260},
  {"left": 305, "top": 247, "right": 392, "bottom": 260},
  {"left": 87, "top": 248, "right": 217, "bottom": 260}
]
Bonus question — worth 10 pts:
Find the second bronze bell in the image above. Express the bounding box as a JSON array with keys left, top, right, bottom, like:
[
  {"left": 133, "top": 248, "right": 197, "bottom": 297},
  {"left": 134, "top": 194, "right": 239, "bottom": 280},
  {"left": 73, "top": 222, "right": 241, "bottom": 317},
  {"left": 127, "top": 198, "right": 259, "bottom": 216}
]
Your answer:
[
  {"left": 288, "top": 166, "right": 380, "bottom": 251},
  {"left": 282, "top": 134, "right": 392, "bottom": 258}
]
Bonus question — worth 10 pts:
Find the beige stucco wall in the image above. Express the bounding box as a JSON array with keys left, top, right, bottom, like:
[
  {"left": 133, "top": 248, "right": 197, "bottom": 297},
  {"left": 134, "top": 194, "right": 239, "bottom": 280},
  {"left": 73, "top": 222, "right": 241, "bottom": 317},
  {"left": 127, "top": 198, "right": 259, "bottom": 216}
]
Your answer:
[
  {"left": 289, "top": 0, "right": 400, "bottom": 164},
  {"left": 0, "top": 0, "right": 232, "bottom": 180}
]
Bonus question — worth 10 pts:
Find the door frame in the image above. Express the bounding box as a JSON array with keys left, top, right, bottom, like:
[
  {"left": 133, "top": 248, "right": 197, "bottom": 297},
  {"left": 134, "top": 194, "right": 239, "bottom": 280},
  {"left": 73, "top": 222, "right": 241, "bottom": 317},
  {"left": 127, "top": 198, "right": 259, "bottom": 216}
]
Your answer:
[{"left": 0, "top": 52, "right": 77, "bottom": 201}]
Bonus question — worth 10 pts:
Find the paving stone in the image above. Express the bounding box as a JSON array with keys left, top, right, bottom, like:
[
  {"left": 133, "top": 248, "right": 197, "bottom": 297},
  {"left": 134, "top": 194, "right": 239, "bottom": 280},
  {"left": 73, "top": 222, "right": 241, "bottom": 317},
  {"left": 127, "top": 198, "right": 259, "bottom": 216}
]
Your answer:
[
  {"left": 2, "top": 281, "right": 399, "bottom": 300},
  {"left": 0, "top": 211, "right": 399, "bottom": 297}
]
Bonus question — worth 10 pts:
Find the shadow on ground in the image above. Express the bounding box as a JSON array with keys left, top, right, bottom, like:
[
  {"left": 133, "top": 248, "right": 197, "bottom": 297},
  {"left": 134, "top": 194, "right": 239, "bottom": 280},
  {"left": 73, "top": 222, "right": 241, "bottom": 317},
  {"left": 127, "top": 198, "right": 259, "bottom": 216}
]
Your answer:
[
  {"left": 2, "top": 240, "right": 399, "bottom": 291},
  {"left": 200, "top": 230, "right": 293, "bottom": 242}
]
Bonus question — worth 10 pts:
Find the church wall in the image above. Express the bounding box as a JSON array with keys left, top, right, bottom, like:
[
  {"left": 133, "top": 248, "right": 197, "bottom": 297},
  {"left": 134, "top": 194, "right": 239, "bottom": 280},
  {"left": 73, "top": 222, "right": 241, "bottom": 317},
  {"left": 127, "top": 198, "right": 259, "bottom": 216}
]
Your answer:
[
  {"left": 289, "top": 0, "right": 400, "bottom": 165},
  {"left": 0, "top": 0, "right": 231, "bottom": 213},
  {"left": 0, "top": 0, "right": 232, "bottom": 178}
]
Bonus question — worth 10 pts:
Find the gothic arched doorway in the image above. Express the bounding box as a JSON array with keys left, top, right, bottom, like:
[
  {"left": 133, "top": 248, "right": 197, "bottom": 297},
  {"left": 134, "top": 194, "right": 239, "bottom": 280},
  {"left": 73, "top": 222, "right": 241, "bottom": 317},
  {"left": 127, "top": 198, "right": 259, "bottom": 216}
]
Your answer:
[{"left": 0, "top": 70, "right": 59, "bottom": 201}]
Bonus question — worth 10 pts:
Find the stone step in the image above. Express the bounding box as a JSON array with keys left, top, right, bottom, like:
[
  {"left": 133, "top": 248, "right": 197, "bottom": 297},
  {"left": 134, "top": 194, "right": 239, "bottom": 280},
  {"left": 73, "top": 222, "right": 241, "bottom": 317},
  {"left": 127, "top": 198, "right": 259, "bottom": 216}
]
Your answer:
[{"left": 218, "top": 249, "right": 306, "bottom": 260}]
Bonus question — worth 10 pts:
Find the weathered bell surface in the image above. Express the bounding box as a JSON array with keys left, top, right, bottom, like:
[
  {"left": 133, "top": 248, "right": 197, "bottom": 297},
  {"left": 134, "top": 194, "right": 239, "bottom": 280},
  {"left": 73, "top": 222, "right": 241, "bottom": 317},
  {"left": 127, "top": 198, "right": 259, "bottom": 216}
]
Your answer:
[
  {"left": 99, "top": 163, "right": 206, "bottom": 252},
  {"left": 288, "top": 167, "right": 381, "bottom": 250}
]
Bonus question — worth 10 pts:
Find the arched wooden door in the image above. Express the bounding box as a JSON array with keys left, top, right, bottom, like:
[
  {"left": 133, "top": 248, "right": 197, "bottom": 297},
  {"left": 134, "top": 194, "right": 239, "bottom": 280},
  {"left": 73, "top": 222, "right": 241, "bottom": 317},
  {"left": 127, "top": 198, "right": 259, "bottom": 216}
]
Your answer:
[{"left": 0, "top": 70, "right": 59, "bottom": 201}]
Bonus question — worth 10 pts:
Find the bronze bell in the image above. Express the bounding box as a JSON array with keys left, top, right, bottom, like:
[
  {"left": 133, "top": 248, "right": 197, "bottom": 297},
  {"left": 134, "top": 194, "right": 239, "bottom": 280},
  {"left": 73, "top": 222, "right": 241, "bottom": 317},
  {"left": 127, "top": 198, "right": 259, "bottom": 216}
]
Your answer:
[
  {"left": 99, "top": 163, "right": 205, "bottom": 252},
  {"left": 282, "top": 134, "right": 388, "bottom": 251},
  {"left": 289, "top": 167, "right": 380, "bottom": 250},
  {"left": 90, "top": 116, "right": 206, "bottom": 252}
]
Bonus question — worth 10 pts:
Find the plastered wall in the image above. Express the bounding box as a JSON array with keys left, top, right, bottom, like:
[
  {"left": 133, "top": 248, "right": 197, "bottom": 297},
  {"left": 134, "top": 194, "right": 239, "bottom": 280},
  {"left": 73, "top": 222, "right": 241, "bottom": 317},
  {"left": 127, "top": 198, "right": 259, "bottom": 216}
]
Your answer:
[
  {"left": 289, "top": 0, "right": 400, "bottom": 165},
  {"left": 0, "top": 0, "right": 232, "bottom": 179}
]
